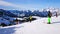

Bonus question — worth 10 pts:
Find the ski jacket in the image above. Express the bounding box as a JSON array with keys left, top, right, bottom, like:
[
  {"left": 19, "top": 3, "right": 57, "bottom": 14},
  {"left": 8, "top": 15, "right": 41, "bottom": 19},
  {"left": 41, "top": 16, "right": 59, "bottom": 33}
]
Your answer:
[{"left": 48, "top": 11, "right": 52, "bottom": 18}]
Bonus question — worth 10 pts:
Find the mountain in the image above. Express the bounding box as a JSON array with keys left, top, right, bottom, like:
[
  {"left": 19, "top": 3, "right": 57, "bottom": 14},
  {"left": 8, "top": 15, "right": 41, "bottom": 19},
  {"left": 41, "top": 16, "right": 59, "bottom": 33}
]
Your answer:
[
  {"left": 0, "top": 9, "right": 18, "bottom": 17},
  {"left": 7, "top": 10, "right": 48, "bottom": 17},
  {"left": 0, "top": 9, "right": 17, "bottom": 25}
]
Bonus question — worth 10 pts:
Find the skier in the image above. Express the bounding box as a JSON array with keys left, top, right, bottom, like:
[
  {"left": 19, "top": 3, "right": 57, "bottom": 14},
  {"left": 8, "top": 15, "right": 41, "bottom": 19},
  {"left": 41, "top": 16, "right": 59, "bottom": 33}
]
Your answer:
[
  {"left": 29, "top": 16, "right": 32, "bottom": 23},
  {"left": 47, "top": 11, "right": 52, "bottom": 24},
  {"left": 56, "top": 12, "right": 58, "bottom": 17}
]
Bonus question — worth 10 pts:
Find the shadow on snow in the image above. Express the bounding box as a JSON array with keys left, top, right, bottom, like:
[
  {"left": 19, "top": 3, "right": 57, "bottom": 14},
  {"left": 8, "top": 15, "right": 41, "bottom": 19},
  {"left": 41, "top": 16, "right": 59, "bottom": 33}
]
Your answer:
[{"left": 0, "top": 26, "right": 24, "bottom": 34}]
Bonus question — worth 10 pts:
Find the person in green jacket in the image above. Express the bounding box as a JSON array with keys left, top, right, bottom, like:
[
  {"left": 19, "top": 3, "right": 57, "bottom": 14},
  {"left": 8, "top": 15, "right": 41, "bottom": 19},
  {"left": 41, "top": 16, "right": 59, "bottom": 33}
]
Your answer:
[
  {"left": 29, "top": 16, "right": 32, "bottom": 23},
  {"left": 47, "top": 11, "right": 52, "bottom": 24}
]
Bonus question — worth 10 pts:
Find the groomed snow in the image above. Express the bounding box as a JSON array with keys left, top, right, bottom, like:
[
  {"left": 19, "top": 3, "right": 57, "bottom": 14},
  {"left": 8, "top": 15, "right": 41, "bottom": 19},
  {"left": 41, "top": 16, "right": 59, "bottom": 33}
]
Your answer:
[{"left": 0, "top": 16, "right": 60, "bottom": 34}]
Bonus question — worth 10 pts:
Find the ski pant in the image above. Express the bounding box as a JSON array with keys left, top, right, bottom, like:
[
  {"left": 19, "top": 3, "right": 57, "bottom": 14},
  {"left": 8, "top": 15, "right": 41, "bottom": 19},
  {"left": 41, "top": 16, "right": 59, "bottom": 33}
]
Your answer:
[{"left": 48, "top": 17, "right": 51, "bottom": 24}]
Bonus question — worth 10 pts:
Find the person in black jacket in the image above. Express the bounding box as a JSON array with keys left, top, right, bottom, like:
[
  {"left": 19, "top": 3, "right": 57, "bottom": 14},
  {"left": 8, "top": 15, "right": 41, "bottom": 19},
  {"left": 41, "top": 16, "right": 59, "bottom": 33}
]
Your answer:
[
  {"left": 56, "top": 12, "right": 58, "bottom": 17},
  {"left": 47, "top": 11, "right": 52, "bottom": 24}
]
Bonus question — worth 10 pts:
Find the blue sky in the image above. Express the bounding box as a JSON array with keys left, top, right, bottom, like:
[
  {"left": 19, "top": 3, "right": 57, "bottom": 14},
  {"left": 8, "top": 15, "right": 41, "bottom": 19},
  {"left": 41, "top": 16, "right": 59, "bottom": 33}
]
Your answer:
[{"left": 0, "top": 0, "right": 60, "bottom": 10}]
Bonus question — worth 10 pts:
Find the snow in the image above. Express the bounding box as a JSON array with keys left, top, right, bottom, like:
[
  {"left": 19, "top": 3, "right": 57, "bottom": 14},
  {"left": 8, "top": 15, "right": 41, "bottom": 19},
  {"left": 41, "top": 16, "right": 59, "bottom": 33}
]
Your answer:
[{"left": 0, "top": 16, "right": 60, "bottom": 34}]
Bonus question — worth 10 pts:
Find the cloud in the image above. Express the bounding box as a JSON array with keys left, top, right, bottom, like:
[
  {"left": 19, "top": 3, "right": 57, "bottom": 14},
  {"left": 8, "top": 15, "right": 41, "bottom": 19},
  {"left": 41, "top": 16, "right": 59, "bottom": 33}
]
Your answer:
[
  {"left": 0, "top": 0, "right": 20, "bottom": 7},
  {"left": 0, "top": 0, "right": 30, "bottom": 10},
  {"left": 0, "top": 0, "right": 40, "bottom": 10}
]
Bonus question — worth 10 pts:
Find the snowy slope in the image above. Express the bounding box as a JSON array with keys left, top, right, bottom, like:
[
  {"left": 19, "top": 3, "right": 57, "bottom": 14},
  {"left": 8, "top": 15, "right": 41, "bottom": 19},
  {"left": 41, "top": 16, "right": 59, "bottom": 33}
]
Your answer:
[{"left": 0, "top": 16, "right": 60, "bottom": 34}]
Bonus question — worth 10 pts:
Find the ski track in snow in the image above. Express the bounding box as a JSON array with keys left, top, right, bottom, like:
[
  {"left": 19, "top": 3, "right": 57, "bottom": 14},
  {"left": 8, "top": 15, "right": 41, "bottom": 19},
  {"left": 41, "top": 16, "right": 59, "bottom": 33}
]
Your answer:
[{"left": 0, "top": 16, "right": 60, "bottom": 34}]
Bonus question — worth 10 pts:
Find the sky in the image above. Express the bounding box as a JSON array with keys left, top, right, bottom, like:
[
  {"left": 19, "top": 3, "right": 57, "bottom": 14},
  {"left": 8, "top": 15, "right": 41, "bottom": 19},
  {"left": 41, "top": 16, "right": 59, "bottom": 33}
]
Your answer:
[{"left": 0, "top": 0, "right": 60, "bottom": 10}]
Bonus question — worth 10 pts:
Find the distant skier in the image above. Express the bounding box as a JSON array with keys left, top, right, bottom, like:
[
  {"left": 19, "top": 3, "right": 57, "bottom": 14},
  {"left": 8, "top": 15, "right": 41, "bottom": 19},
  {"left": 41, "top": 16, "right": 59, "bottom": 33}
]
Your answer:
[
  {"left": 56, "top": 12, "right": 58, "bottom": 17},
  {"left": 47, "top": 11, "right": 52, "bottom": 24},
  {"left": 29, "top": 16, "right": 32, "bottom": 23}
]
